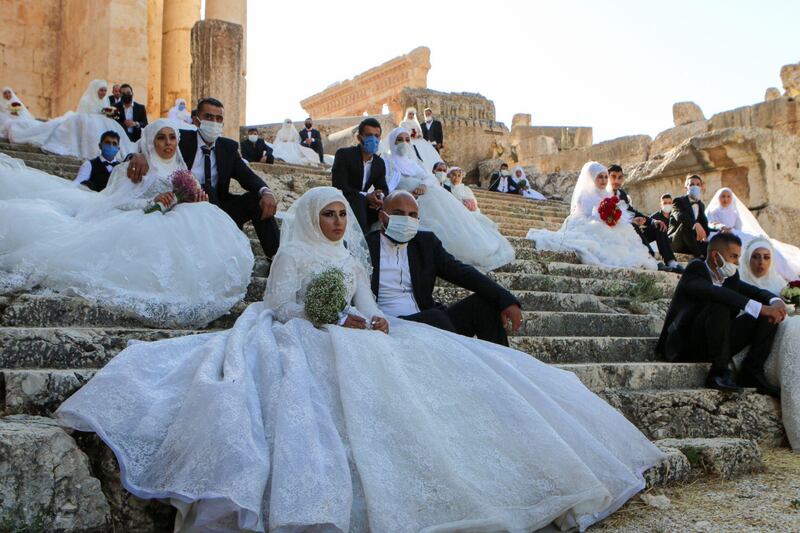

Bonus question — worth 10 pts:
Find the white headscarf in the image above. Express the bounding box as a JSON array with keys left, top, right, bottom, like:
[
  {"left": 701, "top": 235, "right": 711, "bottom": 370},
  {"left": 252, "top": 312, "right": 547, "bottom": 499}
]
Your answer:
[
  {"left": 740, "top": 237, "right": 787, "bottom": 294},
  {"left": 512, "top": 166, "right": 527, "bottom": 185},
  {"left": 267, "top": 187, "right": 372, "bottom": 308},
  {"left": 77, "top": 79, "right": 110, "bottom": 114},
  {"left": 706, "top": 187, "right": 763, "bottom": 234},
  {"left": 84, "top": 119, "right": 187, "bottom": 215},
  {"left": 167, "top": 98, "right": 192, "bottom": 124},
  {"left": 1, "top": 86, "right": 33, "bottom": 119},
  {"left": 275, "top": 119, "right": 299, "bottom": 143},
  {"left": 570, "top": 161, "right": 610, "bottom": 217},
  {"left": 399, "top": 107, "right": 422, "bottom": 137},
  {"left": 386, "top": 127, "right": 427, "bottom": 192}
]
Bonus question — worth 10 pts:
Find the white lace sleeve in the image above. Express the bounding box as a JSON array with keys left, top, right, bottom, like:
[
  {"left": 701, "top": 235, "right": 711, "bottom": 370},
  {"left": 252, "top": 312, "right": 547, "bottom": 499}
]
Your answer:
[
  {"left": 351, "top": 261, "right": 383, "bottom": 320},
  {"left": 263, "top": 253, "right": 307, "bottom": 322}
]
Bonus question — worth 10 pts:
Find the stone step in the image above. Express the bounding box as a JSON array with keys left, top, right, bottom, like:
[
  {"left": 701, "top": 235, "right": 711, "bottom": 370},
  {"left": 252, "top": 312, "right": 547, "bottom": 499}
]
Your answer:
[
  {"left": 0, "top": 148, "right": 83, "bottom": 167},
  {"left": 510, "top": 336, "right": 658, "bottom": 364},
  {"left": 600, "top": 388, "right": 785, "bottom": 447},
  {"left": 480, "top": 272, "right": 675, "bottom": 298},
  {"left": 518, "top": 311, "right": 660, "bottom": 337},
  {"left": 560, "top": 362, "right": 708, "bottom": 392},
  {"left": 646, "top": 443, "right": 693, "bottom": 487},
  {"left": 545, "top": 262, "right": 680, "bottom": 284},
  {"left": 0, "top": 141, "right": 50, "bottom": 155},
  {"left": 653, "top": 437, "right": 764, "bottom": 480},
  {"left": 434, "top": 287, "right": 630, "bottom": 313}
]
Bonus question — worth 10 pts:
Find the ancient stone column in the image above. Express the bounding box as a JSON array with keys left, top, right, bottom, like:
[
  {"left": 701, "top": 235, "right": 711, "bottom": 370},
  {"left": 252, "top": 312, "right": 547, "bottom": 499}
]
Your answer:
[
  {"left": 191, "top": 19, "right": 243, "bottom": 139},
  {"left": 147, "top": 0, "right": 164, "bottom": 119},
  {"left": 205, "top": 0, "right": 247, "bottom": 126},
  {"left": 161, "top": 0, "right": 200, "bottom": 116}
]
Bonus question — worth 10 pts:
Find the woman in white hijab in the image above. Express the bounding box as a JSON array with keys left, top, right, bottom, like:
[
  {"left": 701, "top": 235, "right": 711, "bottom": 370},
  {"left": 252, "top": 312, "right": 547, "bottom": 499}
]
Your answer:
[
  {"left": 513, "top": 166, "right": 546, "bottom": 200},
  {"left": 0, "top": 119, "right": 254, "bottom": 327},
  {"left": 8, "top": 79, "right": 134, "bottom": 159},
  {"left": 0, "top": 86, "right": 36, "bottom": 138},
  {"left": 707, "top": 187, "right": 800, "bottom": 281},
  {"left": 268, "top": 118, "right": 321, "bottom": 166},
  {"left": 738, "top": 237, "right": 800, "bottom": 451},
  {"left": 387, "top": 127, "right": 514, "bottom": 270},
  {"left": 167, "top": 97, "right": 193, "bottom": 125},
  {"left": 386, "top": 106, "right": 443, "bottom": 173},
  {"left": 528, "top": 161, "right": 658, "bottom": 269},
  {"left": 57, "top": 185, "right": 665, "bottom": 533}
]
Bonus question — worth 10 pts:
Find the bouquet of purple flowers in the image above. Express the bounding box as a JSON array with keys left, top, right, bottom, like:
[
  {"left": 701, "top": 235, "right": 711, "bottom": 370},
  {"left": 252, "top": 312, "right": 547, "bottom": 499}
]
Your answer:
[{"left": 144, "top": 169, "right": 202, "bottom": 214}]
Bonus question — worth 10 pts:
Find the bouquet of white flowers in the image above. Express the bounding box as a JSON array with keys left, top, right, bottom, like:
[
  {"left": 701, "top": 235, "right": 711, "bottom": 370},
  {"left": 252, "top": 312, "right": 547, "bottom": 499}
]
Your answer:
[{"left": 304, "top": 268, "right": 347, "bottom": 327}]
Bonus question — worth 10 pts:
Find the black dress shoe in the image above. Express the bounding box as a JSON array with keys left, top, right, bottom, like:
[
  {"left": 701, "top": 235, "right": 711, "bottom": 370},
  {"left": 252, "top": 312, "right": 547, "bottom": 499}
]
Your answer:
[
  {"left": 706, "top": 373, "right": 743, "bottom": 393},
  {"left": 670, "top": 264, "right": 686, "bottom": 274},
  {"left": 739, "top": 371, "right": 781, "bottom": 398},
  {"left": 657, "top": 262, "right": 670, "bottom": 272}
]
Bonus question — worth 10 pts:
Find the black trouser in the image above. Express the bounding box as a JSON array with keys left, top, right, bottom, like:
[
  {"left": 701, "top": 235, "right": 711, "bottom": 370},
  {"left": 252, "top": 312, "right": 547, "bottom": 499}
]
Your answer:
[
  {"left": 686, "top": 302, "right": 778, "bottom": 376},
  {"left": 218, "top": 191, "right": 280, "bottom": 258},
  {"left": 637, "top": 223, "right": 677, "bottom": 264},
  {"left": 306, "top": 140, "right": 324, "bottom": 163},
  {"left": 670, "top": 223, "right": 707, "bottom": 258},
  {"left": 401, "top": 294, "right": 510, "bottom": 346},
  {"left": 345, "top": 192, "right": 379, "bottom": 234}
]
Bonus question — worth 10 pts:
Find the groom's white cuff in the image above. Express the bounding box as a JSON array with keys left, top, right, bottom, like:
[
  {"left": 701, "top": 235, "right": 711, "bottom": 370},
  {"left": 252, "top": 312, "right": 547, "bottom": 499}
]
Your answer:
[
  {"left": 259, "top": 187, "right": 273, "bottom": 198},
  {"left": 745, "top": 297, "right": 783, "bottom": 319}
]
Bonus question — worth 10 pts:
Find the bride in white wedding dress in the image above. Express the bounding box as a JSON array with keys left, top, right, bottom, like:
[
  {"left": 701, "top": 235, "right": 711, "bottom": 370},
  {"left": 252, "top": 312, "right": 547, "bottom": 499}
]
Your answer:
[
  {"left": 707, "top": 187, "right": 800, "bottom": 281},
  {"left": 0, "top": 119, "right": 254, "bottom": 327},
  {"left": 7, "top": 79, "right": 135, "bottom": 160},
  {"left": 528, "top": 161, "right": 658, "bottom": 270},
  {"left": 269, "top": 118, "right": 322, "bottom": 166},
  {"left": 0, "top": 86, "right": 37, "bottom": 139},
  {"left": 386, "top": 126, "right": 515, "bottom": 271},
  {"left": 57, "top": 186, "right": 665, "bottom": 532},
  {"left": 739, "top": 237, "right": 800, "bottom": 451}
]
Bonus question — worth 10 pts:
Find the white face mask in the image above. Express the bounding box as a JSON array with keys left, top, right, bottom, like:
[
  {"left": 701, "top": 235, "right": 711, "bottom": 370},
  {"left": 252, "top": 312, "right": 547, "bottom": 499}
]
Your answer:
[
  {"left": 689, "top": 185, "right": 702, "bottom": 200},
  {"left": 715, "top": 252, "right": 738, "bottom": 279},
  {"left": 395, "top": 142, "right": 413, "bottom": 158},
  {"left": 384, "top": 215, "right": 420, "bottom": 243},
  {"left": 501, "top": 170, "right": 511, "bottom": 177},
  {"left": 247, "top": 134, "right": 258, "bottom": 143},
  {"left": 198, "top": 120, "right": 224, "bottom": 144},
  {"left": 434, "top": 171, "right": 446, "bottom": 183},
  {"left": 661, "top": 204, "right": 673, "bottom": 214},
  {"left": 425, "top": 115, "right": 433, "bottom": 123}
]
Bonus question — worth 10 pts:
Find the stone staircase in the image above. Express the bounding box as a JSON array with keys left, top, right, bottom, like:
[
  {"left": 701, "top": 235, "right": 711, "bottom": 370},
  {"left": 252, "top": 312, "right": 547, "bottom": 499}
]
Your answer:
[{"left": 0, "top": 143, "right": 781, "bottom": 531}]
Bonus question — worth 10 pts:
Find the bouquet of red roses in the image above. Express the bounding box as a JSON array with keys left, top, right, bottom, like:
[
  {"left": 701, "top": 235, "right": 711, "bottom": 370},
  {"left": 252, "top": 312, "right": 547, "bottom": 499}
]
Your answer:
[
  {"left": 102, "top": 106, "right": 119, "bottom": 120},
  {"left": 145, "top": 169, "right": 202, "bottom": 214},
  {"left": 9, "top": 102, "right": 21, "bottom": 116},
  {"left": 598, "top": 196, "right": 623, "bottom": 227}
]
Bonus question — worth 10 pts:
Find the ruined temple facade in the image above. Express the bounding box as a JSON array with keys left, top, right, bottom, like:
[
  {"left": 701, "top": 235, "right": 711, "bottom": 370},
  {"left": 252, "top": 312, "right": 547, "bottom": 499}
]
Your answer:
[
  {"left": 0, "top": 0, "right": 247, "bottom": 125},
  {"left": 300, "top": 47, "right": 432, "bottom": 120}
]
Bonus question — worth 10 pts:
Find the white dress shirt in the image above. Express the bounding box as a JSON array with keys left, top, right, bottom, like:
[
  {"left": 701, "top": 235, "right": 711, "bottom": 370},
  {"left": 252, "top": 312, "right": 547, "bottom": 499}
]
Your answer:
[
  {"left": 73, "top": 156, "right": 116, "bottom": 185},
  {"left": 377, "top": 233, "right": 420, "bottom": 317},
  {"left": 498, "top": 176, "right": 509, "bottom": 193},
  {"left": 704, "top": 261, "right": 781, "bottom": 318},
  {"left": 123, "top": 104, "right": 134, "bottom": 133},
  {"left": 360, "top": 156, "right": 373, "bottom": 197},
  {"left": 692, "top": 201, "right": 700, "bottom": 219},
  {"left": 191, "top": 133, "right": 219, "bottom": 189}
]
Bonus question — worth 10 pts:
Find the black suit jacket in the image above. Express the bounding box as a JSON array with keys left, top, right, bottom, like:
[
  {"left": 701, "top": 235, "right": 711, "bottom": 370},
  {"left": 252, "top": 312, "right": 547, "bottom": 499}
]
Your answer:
[
  {"left": 669, "top": 195, "right": 711, "bottom": 238},
  {"left": 240, "top": 138, "right": 274, "bottom": 164},
  {"left": 179, "top": 130, "right": 269, "bottom": 204},
  {"left": 114, "top": 101, "right": 148, "bottom": 141},
  {"left": 331, "top": 145, "right": 388, "bottom": 199},
  {"left": 656, "top": 259, "right": 777, "bottom": 361},
  {"left": 488, "top": 173, "right": 521, "bottom": 194},
  {"left": 298, "top": 128, "right": 322, "bottom": 145},
  {"left": 650, "top": 209, "right": 670, "bottom": 227},
  {"left": 615, "top": 188, "right": 648, "bottom": 222},
  {"left": 421, "top": 120, "right": 443, "bottom": 145},
  {"left": 366, "top": 230, "right": 519, "bottom": 313}
]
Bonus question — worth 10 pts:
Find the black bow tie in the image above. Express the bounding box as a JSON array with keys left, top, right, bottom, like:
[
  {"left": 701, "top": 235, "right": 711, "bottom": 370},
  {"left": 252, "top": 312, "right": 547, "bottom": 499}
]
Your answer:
[{"left": 690, "top": 200, "right": 700, "bottom": 205}]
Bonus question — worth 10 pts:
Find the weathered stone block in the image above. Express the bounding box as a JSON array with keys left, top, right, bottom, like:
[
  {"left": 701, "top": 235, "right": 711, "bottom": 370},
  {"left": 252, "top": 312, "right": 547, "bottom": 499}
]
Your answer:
[
  {"left": 673, "top": 101, "right": 705, "bottom": 126},
  {"left": 511, "top": 113, "right": 531, "bottom": 128},
  {"left": 655, "top": 438, "right": 764, "bottom": 480},
  {"left": 765, "top": 87, "right": 782, "bottom": 101},
  {"left": 645, "top": 445, "right": 692, "bottom": 487},
  {"left": 780, "top": 61, "right": 800, "bottom": 97}
]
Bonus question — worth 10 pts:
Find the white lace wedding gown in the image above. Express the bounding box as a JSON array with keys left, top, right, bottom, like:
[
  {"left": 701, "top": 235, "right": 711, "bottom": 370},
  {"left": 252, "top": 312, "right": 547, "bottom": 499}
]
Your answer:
[
  {"left": 269, "top": 121, "right": 321, "bottom": 166},
  {"left": 0, "top": 153, "right": 253, "bottom": 327},
  {"left": 57, "top": 186, "right": 665, "bottom": 533},
  {"left": 7, "top": 79, "right": 135, "bottom": 160},
  {"left": 528, "top": 163, "right": 657, "bottom": 270}
]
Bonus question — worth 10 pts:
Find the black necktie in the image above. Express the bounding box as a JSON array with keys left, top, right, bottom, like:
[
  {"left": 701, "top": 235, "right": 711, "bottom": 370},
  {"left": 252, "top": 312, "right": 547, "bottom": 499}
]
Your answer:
[{"left": 201, "top": 145, "right": 213, "bottom": 194}]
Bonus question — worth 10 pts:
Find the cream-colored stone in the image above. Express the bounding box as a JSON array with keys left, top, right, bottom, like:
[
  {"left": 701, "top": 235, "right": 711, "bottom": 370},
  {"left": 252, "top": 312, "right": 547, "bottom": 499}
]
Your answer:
[
  {"left": 515, "top": 135, "right": 558, "bottom": 159},
  {"left": 625, "top": 128, "right": 800, "bottom": 246},
  {"left": 521, "top": 135, "right": 651, "bottom": 173},
  {"left": 673, "top": 101, "right": 705, "bottom": 126},
  {"left": 161, "top": 0, "right": 201, "bottom": 116},
  {"left": 205, "top": 0, "right": 246, "bottom": 126},
  {"left": 511, "top": 126, "right": 593, "bottom": 150},
  {"left": 147, "top": 0, "right": 164, "bottom": 118},
  {"left": 301, "top": 47, "right": 431, "bottom": 120},
  {"left": 651, "top": 120, "right": 709, "bottom": 155},
  {"left": 512, "top": 113, "right": 532, "bottom": 128},
  {"left": 765, "top": 87, "right": 781, "bottom": 102},
  {"left": 191, "top": 19, "right": 243, "bottom": 140},
  {"left": 780, "top": 62, "right": 800, "bottom": 97}
]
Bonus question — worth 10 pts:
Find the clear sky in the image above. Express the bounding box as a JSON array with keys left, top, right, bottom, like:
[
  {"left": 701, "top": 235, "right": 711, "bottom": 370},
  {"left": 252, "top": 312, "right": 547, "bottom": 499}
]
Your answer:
[{"left": 243, "top": 0, "right": 797, "bottom": 142}]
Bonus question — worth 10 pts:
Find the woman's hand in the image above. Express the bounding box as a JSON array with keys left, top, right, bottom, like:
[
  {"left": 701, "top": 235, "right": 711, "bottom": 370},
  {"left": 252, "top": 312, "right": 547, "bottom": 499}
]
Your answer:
[
  {"left": 463, "top": 199, "right": 478, "bottom": 212},
  {"left": 370, "top": 316, "right": 389, "bottom": 334},
  {"left": 153, "top": 192, "right": 176, "bottom": 208},
  {"left": 343, "top": 314, "right": 368, "bottom": 330},
  {"left": 195, "top": 190, "right": 209, "bottom": 202},
  {"left": 412, "top": 185, "right": 427, "bottom": 197}
]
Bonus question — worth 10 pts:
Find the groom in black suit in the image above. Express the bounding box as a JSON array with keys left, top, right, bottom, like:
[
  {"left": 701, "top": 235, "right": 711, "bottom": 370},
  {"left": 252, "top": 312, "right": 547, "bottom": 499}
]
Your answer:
[
  {"left": 366, "top": 191, "right": 523, "bottom": 346},
  {"left": 114, "top": 84, "right": 148, "bottom": 142},
  {"left": 331, "top": 117, "right": 389, "bottom": 232},
  {"left": 669, "top": 174, "right": 712, "bottom": 259},
  {"left": 126, "top": 97, "right": 279, "bottom": 257},
  {"left": 657, "top": 232, "right": 786, "bottom": 395},
  {"left": 299, "top": 118, "right": 324, "bottom": 163}
]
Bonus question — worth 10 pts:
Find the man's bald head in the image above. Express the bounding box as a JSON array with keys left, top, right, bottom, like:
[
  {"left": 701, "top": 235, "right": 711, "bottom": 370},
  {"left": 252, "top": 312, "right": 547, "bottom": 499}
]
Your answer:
[{"left": 379, "top": 190, "right": 419, "bottom": 227}]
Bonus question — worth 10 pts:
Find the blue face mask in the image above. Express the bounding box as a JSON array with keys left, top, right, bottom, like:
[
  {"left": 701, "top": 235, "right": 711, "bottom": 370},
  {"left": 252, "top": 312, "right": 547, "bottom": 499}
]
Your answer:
[
  {"left": 100, "top": 143, "right": 119, "bottom": 161},
  {"left": 178, "top": 103, "right": 186, "bottom": 111},
  {"left": 361, "top": 135, "right": 380, "bottom": 155}
]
